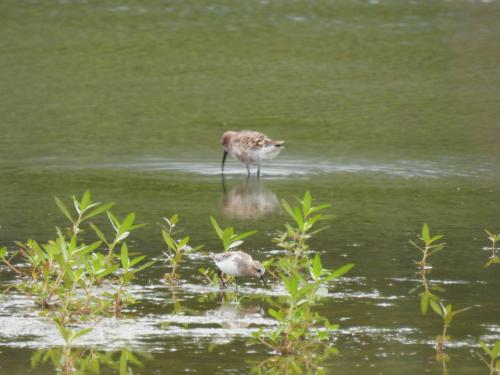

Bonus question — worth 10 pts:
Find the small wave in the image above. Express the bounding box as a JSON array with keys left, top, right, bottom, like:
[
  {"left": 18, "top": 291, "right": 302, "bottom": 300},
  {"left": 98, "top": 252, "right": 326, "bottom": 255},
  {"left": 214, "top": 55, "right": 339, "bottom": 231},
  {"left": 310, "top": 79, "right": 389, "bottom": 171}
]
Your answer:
[{"left": 12, "top": 156, "right": 493, "bottom": 180}]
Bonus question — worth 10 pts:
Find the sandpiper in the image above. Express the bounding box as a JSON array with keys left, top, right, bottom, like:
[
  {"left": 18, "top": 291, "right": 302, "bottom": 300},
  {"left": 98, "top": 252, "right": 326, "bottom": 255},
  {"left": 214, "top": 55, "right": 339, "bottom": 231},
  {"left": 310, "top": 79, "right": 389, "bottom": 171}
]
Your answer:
[
  {"left": 220, "top": 130, "right": 284, "bottom": 177},
  {"left": 209, "top": 251, "right": 266, "bottom": 288}
]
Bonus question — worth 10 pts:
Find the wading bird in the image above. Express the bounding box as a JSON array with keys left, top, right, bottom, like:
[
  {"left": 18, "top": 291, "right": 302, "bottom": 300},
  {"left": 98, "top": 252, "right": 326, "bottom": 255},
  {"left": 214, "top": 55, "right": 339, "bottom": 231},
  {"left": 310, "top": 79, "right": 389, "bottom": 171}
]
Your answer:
[
  {"left": 209, "top": 251, "right": 266, "bottom": 288},
  {"left": 220, "top": 130, "right": 284, "bottom": 177}
]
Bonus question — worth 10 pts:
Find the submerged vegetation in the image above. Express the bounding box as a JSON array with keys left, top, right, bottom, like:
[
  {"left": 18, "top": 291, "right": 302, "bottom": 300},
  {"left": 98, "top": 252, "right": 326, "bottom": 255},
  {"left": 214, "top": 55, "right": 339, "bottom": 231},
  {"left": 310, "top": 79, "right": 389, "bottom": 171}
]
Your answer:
[
  {"left": 161, "top": 214, "right": 203, "bottom": 283},
  {"left": 410, "top": 223, "right": 445, "bottom": 270},
  {"left": 250, "top": 192, "right": 353, "bottom": 374},
  {"left": 484, "top": 229, "right": 500, "bottom": 267},
  {"left": 0, "top": 192, "right": 498, "bottom": 374},
  {"left": 478, "top": 340, "right": 500, "bottom": 375},
  {"left": 0, "top": 191, "right": 156, "bottom": 374},
  {"left": 408, "top": 223, "right": 500, "bottom": 372}
]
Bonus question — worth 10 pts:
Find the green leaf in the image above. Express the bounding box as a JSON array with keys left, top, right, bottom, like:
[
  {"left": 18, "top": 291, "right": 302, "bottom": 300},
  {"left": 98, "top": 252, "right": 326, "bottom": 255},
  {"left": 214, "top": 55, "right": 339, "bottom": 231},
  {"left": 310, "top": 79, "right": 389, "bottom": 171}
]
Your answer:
[
  {"left": 90, "top": 222, "right": 108, "bottom": 245},
  {"left": 445, "top": 304, "right": 452, "bottom": 316},
  {"left": 268, "top": 308, "right": 285, "bottom": 321},
  {"left": 430, "top": 234, "right": 444, "bottom": 244},
  {"left": 81, "top": 202, "right": 115, "bottom": 221},
  {"left": 125, "top": 351, "right": 144, "bottom": 367},
  {"left": 281, "top": 199, "right": 295, "bottom": 220},
  {"left": 210, "top": 216, "right": 224, "bottom": 239},
  {"left": 311, "top": 253, "right": 322, "bottom": 279},
  {"left": 73, "top": 327, "right": 93, "bottom": 341},
  {"left": 421, "top": 292, "right": 430, "bottom": 315},
  {"left": 232, "top": 230, "right": 257, "bottom": 243},
  {"left": 177, "top": 236, "right": 190, "bottom": 250},
  {"left": 293, "top": 206, "right": 304, "bottom": 228},
  {"left": 324, "top": 263, "right": 354, "bottom": 282},
  {"left": 0, "top": 247, "right": 7, "bottom": 260},
  {"left": 120, "top": 243, "right": 130, "bottom": 270},
  {"left": 479, "top": 340, "right": 492, "bottom": 357},
  {"left": 129, "top": 255, "right": 146, "bottom": 268},
  {"left": 80, "top": 190, "right": 92, "bottom": 211},
  {"left": 492, "top": 340, "right": 500, "bottom": 358},
  {"left": 107, "top": 211, "right": 120, "bottom": 233},
  {"left": 302, "top": 191, "right": 312, "bottom": 216},
  {"left": 132, "top": 260, "right": 157, "bottom": 274},
  {"left": 222, "top": 227, "right": 234, "bottom": 250},
  {"left": 162, "top": 230, "right": 177, "bottom": 250},
  {"left": 55, "top": 320, "right": 70, "bottom": 342},
  {"left": 186, "top": 244, "right": 204, "bottom": 254},
  {"left": 422, "top": 223, "right": 430, "bottom": 243},
  {"left": 129, "top": 222, "right": 148, "bottom": 232},
  {"left": 309, "top": 225, "right": 330, "bottom": 237},
  {"left": 120, "top": 213, "right": 136, "bottom": 233},
  {"left": 72, "top": 194, "right": 81, "bottom": 215},
  {"left": 309, "top": 203, "right": 331, "bottom": 214},
  {"left": 284, "top": 275, "right": 299, "bottom": 297},
  {"left": 116, "top": 231, "right": 130, "bottom": 243},
  {"left": 227, "top": 240, "right": 243, "bottom": 250},
  {"left": 429, "top": 299, "right": 444, "bottom": 317},
  {"left": 54, "top": 197, "right": 74, "bottom": 223},
  {"left": 119, "top": 350, "right": 128, "bottom": 375}
]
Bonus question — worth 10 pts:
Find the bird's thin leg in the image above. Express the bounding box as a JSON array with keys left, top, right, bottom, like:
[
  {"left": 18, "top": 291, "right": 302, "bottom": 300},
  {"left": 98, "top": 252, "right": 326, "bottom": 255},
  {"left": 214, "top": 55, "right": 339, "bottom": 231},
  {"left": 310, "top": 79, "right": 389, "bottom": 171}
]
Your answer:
[
  {"left": 257, "top": 164, "right": 261, "bottom": 178},
  {"left": 218, "top": 271, "right": 227, "bottom": 289},
  {"left": 246, "top": 164, "right": 251, "bottom": 176}
]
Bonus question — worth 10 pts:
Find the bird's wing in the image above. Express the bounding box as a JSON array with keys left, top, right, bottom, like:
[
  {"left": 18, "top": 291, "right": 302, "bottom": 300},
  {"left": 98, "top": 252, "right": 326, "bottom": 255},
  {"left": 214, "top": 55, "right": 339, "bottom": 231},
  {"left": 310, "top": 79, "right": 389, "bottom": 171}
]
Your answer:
[{"left": 234, "top": 131, "right": 274, "bottom": 150}]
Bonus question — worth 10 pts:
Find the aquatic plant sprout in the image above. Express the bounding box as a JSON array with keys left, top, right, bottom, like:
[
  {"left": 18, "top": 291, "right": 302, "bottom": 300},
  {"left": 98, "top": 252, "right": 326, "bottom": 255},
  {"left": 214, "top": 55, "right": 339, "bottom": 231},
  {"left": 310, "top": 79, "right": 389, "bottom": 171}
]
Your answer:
[
  {"left": 410, "top": 223, "right": 445, "bottom": 269},
  {"left": 484, "top": 229, "right": 500, "bottom": 267},
  {"left": 478, "top": 340, "right": 500, "bottom": 375},
  {"left": 161, "top": 214, "right": 203, "bottom": 283},
  {"left": 251, "top": 192, "right": 354, "bottom": 373},
  {"left": 0, "top": 191, "right": 156, "bottom": 374}
]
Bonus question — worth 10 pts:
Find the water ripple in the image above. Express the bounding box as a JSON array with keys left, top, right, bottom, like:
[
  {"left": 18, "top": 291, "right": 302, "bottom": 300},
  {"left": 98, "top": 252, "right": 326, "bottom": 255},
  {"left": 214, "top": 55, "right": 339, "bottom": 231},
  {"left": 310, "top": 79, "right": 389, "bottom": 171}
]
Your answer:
[{"left": 5, "top": 156, "right": 494, "bottom": 180}]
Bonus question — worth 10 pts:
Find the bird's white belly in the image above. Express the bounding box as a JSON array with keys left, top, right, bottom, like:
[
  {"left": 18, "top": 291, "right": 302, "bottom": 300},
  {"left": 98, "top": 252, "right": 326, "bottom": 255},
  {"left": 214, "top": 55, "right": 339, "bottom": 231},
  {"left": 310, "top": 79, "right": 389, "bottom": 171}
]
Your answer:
[
  {"left": 246, "top": 146, "right": 281, "bottom": 164},
  {"left": 216, "top": 258, "right": 242, "bottom": 277}
]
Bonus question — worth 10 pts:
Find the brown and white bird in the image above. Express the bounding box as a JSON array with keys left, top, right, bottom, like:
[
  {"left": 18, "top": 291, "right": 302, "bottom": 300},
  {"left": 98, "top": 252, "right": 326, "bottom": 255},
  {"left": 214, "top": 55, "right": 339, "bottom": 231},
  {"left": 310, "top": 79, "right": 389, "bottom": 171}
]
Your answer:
[
  {"left": 209, "top": 251, "right": 266, "bottom": 288},
  {"left": 220, "top": 130, "right": 284, "bottom": 177}
]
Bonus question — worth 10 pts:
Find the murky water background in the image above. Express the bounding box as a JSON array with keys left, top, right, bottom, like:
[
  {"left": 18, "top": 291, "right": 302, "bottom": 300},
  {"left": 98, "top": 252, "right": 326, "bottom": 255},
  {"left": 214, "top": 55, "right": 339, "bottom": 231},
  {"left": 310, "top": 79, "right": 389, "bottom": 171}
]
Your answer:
[{"left": 1, "top": 0, "right": 499, "bottom": 374}]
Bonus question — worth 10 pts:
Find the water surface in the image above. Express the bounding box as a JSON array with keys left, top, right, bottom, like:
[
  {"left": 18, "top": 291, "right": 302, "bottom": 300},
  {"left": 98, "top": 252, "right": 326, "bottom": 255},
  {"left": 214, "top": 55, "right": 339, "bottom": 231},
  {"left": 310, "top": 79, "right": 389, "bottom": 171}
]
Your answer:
[{"left": 1, "top": 0, "right": 499, "bottom": 374}]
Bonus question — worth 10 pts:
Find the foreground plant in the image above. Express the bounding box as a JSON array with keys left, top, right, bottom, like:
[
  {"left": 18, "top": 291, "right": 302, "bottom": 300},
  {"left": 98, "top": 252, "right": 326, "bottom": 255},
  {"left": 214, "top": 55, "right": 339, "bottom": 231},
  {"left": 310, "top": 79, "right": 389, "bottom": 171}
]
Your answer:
[
  {"left": 429, "top": 300, "right": 472, "bottom": 356},
  {"left": 409, "top": 269, "right": 445, "bottom": 316},
  {"left": 478, "top": 340, "right": 500, "bottom": 375},
  {"left": 0, "top": 191, "right": 154, "bottom": 320},
  {"left": 273, "top": 191, "right": 332, "bottom": 272},
  {"left": 55, "top": 191, "right": 115, "bottom": 237},
  {"left": 210, "top": 216, "right": 257, "bottom": 252},
  {"left": 410, "top": 223, "right": 445, "bottom": 269},
  {"left": 251, "top": 346, "right": 334, "bottom": 375},
  {"left": 484, "top": 230, "right": 500, "bottom": 267},
  {"left": 53, "top": 319, "right": 93, "bottom": 374},
  {"left": 254, "top": 255, "right": 352, "bottom": 356},
  {"left": 161, "top": 214, "right": 203, "bottom": 283},
  {"left": 32, "top": 343, "right": 151, "bottom": 375},
  {"left": 250, "top": 192, "right": 353, "bottom": 373}
]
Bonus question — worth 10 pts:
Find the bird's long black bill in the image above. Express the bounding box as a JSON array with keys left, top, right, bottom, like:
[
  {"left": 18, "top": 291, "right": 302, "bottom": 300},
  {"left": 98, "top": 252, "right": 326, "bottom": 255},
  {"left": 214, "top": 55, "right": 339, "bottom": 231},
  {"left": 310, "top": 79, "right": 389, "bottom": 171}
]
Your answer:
[
  {"left": 260, "top": 275, "right": 267, "bottom": 286},
  {"left": 221, "top": 150, "right": 228, "bottom": 173}
]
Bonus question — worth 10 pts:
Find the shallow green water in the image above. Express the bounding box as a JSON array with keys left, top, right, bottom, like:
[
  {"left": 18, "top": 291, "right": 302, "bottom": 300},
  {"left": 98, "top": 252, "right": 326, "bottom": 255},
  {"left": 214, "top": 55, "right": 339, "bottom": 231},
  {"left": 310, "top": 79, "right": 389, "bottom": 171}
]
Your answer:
[{"left": 1, "top": 0, "right": 500, "bottom": 374}]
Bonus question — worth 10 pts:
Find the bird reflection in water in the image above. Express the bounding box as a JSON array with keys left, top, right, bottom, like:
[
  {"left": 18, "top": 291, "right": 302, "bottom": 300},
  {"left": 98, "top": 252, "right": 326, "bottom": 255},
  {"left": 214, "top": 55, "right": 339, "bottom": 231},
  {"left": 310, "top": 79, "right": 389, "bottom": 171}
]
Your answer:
[
  {"left": 207, "top": 296, "right": 265, "bottom": 330},
  {"left": 221, "top": 177, "right": 280, "bottom": 219}
]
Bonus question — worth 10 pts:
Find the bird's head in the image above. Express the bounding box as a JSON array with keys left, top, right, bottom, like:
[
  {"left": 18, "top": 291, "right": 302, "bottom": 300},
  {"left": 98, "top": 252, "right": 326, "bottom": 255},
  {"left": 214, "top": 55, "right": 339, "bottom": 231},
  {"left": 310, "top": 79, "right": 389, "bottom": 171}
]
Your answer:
[
  {"left": 253, "top": 260, "right": 266, "bottom": 286},
  {"left": 220, "top": 131, "right": 237, "bottom": 173},
  {"left": 220, "top": 131, "right": 237, "bottom": 152}
]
